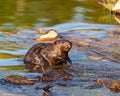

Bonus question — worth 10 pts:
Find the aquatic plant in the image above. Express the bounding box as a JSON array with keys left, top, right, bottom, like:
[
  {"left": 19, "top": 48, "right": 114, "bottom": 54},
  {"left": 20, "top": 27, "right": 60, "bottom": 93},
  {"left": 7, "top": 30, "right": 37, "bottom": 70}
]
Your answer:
[
  {"left": 97, "top": 0, "right": 117, "bottom": 10},
  {"left": 97, "top": 0, "right": 120, "bottom": 24}
]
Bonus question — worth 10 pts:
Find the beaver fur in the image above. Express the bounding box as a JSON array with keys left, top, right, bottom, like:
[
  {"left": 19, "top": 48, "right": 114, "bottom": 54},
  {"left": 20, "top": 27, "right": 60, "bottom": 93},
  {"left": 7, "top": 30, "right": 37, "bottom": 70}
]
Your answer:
[{"left": 24, "top": 40, "right": 72, "bottom": 73}]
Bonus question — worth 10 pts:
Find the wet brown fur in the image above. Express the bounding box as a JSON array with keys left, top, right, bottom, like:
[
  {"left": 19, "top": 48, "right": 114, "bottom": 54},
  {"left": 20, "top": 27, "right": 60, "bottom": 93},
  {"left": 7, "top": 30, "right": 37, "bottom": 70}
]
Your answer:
[{"left": 24, "top": 40, "right": 72, "bottom": 73}]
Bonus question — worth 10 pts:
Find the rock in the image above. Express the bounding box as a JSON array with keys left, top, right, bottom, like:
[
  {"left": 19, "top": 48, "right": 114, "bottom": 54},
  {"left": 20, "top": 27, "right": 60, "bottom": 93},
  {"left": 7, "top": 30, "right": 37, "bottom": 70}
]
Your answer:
[
  {"left": 36, "top": 29, "right": 58, "bottom": 42},
  {"left": 88, "top": 54, "right": 106, "bottom": 61},
  {"left": 109, "top": 80, "right": 120, "bottom": 93},
  {"left": 4, "top": 32, "right": 12, "bottom": 35},
  {"left": 35, "top": 75, "right": 54, "bottom": 82},
  {"left": 96, "top": 79, "right": 120, "bottom": 93},
  {"left": 62, "top": 75, "right": 72, "bottom": 80},
  {"left": 4, "top": 75, "right": 35, "bottom": 85},
  {"left": 37, "top": 30, "right": 46, "bottom": 34},
  {"left": 78, "top": 41, "right": 90, "bottom": 47}
]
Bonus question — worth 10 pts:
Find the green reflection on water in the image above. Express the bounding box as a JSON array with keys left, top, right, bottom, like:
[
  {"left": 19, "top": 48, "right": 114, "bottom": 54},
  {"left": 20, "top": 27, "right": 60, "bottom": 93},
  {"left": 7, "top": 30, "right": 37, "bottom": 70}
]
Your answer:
[
  {"left": 0, "top": 0, "right": 78, "bottom": 30},
  {"left": 0, "top": 53, "right": 23, "bottom": 59},
  {"left": 0, "top": 0, "right": 118, "bottom": 32},
  {"left": 0, "top": 65, "right": 25, "bottom": 70}
]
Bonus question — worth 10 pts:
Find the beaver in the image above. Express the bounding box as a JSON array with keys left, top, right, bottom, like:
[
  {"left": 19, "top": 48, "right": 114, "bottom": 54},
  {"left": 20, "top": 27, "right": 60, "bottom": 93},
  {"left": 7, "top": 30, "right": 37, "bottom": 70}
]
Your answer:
[{"left": 24, "top": 40, "right": 72, "bottom": 74}]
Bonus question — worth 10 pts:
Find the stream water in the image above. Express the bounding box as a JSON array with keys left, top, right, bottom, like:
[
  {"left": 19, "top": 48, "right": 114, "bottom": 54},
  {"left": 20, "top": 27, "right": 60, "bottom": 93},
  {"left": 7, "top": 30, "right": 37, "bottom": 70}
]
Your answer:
[{"left": 0, "top": 0, "right": 120, "bottom": 96}]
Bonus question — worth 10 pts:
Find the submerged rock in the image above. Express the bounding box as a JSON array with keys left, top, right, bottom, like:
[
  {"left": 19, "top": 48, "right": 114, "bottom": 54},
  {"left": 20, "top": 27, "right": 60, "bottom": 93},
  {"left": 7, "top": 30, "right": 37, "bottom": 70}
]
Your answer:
[
  {"left": 4, "top": 75, "right": 35, "bottom": 85},
  {"left": 88, "top": 54, "right": 106, "bottom": 61}
]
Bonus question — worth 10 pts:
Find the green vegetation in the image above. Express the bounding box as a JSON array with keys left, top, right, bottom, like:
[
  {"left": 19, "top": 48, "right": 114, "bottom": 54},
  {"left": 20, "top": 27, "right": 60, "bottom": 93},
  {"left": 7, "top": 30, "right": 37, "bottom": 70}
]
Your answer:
[{"left": 98, "top": 0, "right": 117, "bottom": 10}]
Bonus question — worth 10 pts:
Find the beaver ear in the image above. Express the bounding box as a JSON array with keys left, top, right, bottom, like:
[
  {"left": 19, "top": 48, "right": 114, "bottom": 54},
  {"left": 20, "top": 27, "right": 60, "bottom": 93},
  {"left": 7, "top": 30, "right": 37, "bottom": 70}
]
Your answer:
[{"left": 54, "top": 40, "right": 60, "bottom": 45}]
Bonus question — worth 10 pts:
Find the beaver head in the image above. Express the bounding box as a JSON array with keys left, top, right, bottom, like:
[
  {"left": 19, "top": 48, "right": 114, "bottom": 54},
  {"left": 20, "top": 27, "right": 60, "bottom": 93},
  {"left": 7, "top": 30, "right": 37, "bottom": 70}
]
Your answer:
[{"left": 54, "top": 40, "right": 72, "bottom": 52}]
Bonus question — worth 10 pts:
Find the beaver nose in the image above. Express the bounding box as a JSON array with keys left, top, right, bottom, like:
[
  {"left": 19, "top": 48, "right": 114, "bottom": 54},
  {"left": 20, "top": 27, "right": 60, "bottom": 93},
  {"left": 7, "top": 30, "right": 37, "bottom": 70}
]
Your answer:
[
  {"left": 65, "top": 45, "right": 71, "bottom": 51},
  {"left": 68, "top": 44, "right": 72, "bottom": 49}
]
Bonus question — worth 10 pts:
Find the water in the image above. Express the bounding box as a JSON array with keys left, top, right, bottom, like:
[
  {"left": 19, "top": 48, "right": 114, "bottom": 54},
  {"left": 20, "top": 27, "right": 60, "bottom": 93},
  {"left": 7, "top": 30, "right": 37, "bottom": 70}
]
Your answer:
[
  {"left": 0, "top": 0, "right": 118, "bottom": 32},
  {"left": 0, "top": 0, "right": 120, "bottom": 96}
]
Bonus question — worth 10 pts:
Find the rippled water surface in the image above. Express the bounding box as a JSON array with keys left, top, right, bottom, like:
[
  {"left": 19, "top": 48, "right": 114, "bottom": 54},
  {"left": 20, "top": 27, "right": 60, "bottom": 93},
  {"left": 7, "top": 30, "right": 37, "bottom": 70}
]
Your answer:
[{"left": 0, "top": 0, "right": 120, "bottom": 96}]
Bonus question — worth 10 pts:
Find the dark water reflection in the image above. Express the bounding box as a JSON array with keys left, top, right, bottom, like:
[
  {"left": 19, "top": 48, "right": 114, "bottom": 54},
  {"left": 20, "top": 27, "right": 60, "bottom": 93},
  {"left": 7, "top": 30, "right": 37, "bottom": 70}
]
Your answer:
[{"left": 0, "top": 0, "right": 118, "bottom": 32}]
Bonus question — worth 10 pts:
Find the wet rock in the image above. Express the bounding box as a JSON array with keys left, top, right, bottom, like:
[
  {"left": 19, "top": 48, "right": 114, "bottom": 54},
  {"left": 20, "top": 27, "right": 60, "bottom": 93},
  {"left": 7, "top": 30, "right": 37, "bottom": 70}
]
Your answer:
[
  {"left": 96, "top": 78, "right": 110, "bottom": 88},
  {"left": 78, "top": 41, "right": 90, "bottom": 47},
  {"left": 88, "top": 54, "right": 106, "bottom": 61},
  {"left": 109, "top": 80, "right": 120, "bottom": 93},
  {"left": 4, "top": 75, "right": 35, "bottom": 85},
  {"left": 37, "top": 29, "right": 46, "bottom": 34},
  {"left": 35, "top": 75, "right": 54, "bottom": 82},
  {"left": 96, "top": 79, "right": 120, "bottom": 93},
  {"left": 62, "top": 75, "right": 72, "bottom": 80},
  {"left": 4, "top": 32, "right": 13, "bottom": 35},
  {"left": 35, "top": 29, "right": 58, "bottom": 42}
]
